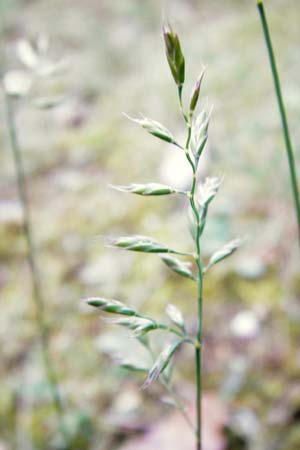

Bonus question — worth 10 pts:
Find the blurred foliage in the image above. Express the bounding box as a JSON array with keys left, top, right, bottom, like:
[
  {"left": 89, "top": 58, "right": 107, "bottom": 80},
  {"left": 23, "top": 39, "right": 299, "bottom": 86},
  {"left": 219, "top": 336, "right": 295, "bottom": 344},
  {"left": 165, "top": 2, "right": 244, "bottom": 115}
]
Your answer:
[{"left": 0, "top": 0, "right": 300, "bottom": 449}]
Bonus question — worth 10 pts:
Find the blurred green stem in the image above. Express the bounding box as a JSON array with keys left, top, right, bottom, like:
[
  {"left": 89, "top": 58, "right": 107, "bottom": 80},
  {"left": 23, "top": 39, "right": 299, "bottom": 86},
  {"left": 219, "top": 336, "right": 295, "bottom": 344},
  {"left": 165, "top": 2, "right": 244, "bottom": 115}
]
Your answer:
[
  {"left": 256, "top": 0, "right": 300, "bottom": 249},
  {"left": 160, "top": 376, "right": 195, "bottom": 433},
  {"left": 144, "top": 340, "right": 195, "bottom": 432},
  {"left": 4, "top": 93, "right": 69, "bottom": 447}
]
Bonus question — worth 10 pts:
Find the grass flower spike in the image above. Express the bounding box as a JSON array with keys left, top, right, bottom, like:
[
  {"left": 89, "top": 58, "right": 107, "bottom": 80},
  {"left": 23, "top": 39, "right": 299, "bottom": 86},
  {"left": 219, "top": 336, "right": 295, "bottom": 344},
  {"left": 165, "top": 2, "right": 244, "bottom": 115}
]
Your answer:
[
  {"left": 162, "top": 22, "right": 185, "bottom": 92},
  {"left": 84, "top": 23, "right": 240, "bottom": 450}
]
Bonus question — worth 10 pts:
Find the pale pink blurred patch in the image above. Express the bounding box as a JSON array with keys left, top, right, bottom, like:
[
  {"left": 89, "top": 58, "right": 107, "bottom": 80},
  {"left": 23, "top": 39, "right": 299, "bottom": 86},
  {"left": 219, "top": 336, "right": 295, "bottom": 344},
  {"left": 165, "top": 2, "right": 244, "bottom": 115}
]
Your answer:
[{"left": 118, "top": 392, "right": 227, "bottom": 450}]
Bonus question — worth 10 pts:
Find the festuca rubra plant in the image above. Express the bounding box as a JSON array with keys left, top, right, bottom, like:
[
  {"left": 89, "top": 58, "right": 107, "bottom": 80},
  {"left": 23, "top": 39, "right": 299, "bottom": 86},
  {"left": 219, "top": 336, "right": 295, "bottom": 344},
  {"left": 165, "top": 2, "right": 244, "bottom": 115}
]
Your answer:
[{"left": 84, "top": 23, "right": 240, "bottom": 450}]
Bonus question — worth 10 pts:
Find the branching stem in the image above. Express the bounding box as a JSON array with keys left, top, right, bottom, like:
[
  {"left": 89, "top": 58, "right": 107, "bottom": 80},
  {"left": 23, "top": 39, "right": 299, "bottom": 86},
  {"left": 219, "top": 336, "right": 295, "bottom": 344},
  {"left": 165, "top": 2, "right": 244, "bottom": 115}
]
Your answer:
[
  {"left": 160, "top": 376, "right": 196, "bottom": 433},
  {"left": 156, "top": 323, "right": 193, "bottom": 341},
  {"left": 144, "top": 340, "right": 195, "bottom": 433}
]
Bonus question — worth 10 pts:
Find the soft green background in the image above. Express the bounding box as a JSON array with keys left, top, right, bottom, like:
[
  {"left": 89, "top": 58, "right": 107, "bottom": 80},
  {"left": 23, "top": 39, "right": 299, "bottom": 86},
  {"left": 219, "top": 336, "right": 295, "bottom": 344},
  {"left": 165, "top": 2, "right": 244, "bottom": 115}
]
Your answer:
[{"left": 0, "top": 1, "right": 300, "bottom": 449}]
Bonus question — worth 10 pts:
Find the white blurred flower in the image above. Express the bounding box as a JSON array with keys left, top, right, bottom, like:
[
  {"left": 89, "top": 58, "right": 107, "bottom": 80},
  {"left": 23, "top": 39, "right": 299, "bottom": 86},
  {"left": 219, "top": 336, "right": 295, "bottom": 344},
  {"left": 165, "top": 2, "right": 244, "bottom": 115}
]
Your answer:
[
  {"left": 17, "top": 37, "right": 67, "bottom": 77},
  {"left": 3, "top": 70, "right": 33, "bottom": 97},
  {"left": 17, "top": 39, "right": 39, "bottom": 70},
  {"left": 230, "top": 310, "right": 259, "bottom": 339},
  {"left": 3, "top": 36, "right": 67, "bottom": 101}
]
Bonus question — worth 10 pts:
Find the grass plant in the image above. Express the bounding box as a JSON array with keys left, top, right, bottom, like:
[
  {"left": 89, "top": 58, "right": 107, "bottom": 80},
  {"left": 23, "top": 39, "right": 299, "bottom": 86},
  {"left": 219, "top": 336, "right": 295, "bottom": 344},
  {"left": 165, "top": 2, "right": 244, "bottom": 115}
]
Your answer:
[{"left": 85, "top": 23, "right": 241, "bottom": 450}]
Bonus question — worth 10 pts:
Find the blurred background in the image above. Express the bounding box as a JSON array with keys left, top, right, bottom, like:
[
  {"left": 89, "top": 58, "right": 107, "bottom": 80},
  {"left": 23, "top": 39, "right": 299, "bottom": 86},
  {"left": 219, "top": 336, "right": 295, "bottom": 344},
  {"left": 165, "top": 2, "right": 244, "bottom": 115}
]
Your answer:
[{"left": 1, "top": 0, "right": 300, "bottom": 449}]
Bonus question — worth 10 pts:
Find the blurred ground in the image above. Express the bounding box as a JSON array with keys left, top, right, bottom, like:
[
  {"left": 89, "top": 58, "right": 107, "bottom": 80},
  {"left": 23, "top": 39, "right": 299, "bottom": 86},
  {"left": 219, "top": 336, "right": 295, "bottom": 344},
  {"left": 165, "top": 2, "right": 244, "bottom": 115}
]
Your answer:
[{"left": 1, "top": 0, "right": 300, "bottom": 449}]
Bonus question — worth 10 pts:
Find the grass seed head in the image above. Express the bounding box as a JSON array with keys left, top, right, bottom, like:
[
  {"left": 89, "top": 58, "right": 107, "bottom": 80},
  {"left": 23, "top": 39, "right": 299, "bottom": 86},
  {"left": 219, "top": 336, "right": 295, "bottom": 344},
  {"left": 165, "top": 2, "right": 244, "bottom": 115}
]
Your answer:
[
  {"left": 189, "top": 69, "right": 205, "bottom": 114},
  {"left": 111, "top": 182, "right": 176, "bottom": 196},
  {"left": 162, "top": 22, "right": 185, "bottom": 88},
  {"left": 84, "top": 297, "right": 138, "bottom": 316}
]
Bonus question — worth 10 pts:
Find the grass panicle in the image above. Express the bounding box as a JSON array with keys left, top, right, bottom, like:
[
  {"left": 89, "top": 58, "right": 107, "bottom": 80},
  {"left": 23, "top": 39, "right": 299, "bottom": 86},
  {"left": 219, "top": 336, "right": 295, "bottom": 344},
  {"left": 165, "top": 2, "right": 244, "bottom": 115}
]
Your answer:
[{"left": 85, "top": 23, "right": 240, "bottom": 450}]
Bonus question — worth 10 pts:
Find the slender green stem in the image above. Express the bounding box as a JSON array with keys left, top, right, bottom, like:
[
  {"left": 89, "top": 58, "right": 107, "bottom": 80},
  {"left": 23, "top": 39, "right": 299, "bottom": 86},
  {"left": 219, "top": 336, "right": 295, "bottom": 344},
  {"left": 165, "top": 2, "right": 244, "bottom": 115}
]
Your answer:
[
  {"left": 256, "top": 1, "right": 300, "bottom": 249},
  {"left": 178, "top": 86, "right": 190, "bottom": 125},
  {"left": 144, "top": 340, "right": 195, "bottom": 432},
  {"left": 135, "top": 311, "right": 187, "bottom": 339},
  {"left": 191, "top": 180, "right": 203, "bottom": 450},
  {"left": 170, "top": 249, "right": 195, "bottom": 257},
  {"left": 179, "top": 94, "right": 203, "bottom": 449},
  {"left": 4, "top": 93, "right": 69, "bottom": 447},
  {"left": 160, "top": 376, "right": 196, "bottom": 433},
  {"left": 156, "top": 323, "right": 192, "bottom": 340},
  {"left": 194, "top": 270, "right": 203, "bottom": 450}
]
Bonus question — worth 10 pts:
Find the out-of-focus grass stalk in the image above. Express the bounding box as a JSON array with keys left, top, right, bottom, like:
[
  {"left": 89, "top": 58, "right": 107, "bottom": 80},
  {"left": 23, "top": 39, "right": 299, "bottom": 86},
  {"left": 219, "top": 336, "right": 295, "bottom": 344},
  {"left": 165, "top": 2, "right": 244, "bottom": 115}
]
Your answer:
[
  {"left": 4, "top": 93, "right": 69, "bottom": 448},
  {"left": 256, "top": 0, "right": 300, "bottom": 249},
  {"left": 144, "top": 339, "right": 195, "bottom": 432}
]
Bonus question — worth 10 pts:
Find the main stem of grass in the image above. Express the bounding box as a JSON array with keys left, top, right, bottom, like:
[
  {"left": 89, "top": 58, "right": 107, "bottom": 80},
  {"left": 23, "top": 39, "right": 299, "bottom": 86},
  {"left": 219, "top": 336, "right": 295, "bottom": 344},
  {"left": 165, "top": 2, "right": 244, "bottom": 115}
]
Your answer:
[
  {"left": 192, "top": 184, "right": 203, "bottom": 450},
  {"left": 4, "top": 94, "right": 69, "bottom": 447},
  {"left": 180, "top": 104, "right": 203, "bottom": 449},
  {"left": 256, "top": 0, "right": 300, "bottom": 249}
]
